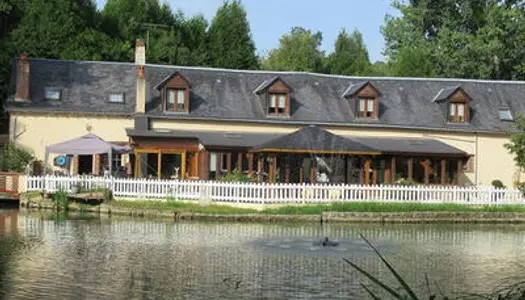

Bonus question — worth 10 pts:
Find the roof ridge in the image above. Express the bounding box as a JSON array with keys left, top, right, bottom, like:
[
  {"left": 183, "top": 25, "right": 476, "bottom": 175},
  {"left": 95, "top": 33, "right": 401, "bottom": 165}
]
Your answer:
[{"left": 24, "top": 57, "right": 525, "bottom": 85}]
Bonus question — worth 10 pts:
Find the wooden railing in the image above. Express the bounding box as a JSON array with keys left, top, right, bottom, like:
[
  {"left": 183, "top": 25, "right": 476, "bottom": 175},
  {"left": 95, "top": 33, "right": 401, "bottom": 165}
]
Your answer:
[{"left": 25, "top": 175, "right": 524, "bottom": 205}]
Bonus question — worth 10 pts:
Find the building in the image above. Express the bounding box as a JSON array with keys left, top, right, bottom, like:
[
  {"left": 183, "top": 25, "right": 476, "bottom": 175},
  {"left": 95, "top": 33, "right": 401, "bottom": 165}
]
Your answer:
[{"left": 5, "top": 41, "right": 524, "bottom": 186}]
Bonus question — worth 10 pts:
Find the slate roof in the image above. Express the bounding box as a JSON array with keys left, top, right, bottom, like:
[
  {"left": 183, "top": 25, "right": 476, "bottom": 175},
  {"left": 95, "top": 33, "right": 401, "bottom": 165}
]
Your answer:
[
  {"left": 341, "top": 81, "right": 369, "bottom": 98},
  {"left": 6, "top": 58, "right": 525, "bottom": 134},
  {"left": 126, "top": 128, "right": 278, "bottom": 148},
  {"left": 251, "top": 125, "right": 377, "bottom": 153},
  {"left": 348, "top": 136, "right": 468, "bottom": 156},
  {"left": 432, "top": 86, "right": 462, "bottom": 102}
]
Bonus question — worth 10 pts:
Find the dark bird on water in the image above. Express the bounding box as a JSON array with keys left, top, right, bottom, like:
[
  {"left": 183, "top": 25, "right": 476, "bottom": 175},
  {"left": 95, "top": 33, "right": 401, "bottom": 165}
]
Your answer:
[{"left": 314, "top": 237, "right": 339, "bottom": 247}]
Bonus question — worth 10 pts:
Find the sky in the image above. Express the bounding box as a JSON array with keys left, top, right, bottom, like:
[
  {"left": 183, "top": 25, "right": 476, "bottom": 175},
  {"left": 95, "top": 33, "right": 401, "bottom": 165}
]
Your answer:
[{"left": 95, "top": 0, "right": 398, "bottom": 63}]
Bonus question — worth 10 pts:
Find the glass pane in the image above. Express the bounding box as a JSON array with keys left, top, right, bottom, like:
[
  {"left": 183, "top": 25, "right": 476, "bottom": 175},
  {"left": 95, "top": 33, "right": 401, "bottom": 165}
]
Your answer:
[
  {"left": 457, "top": 103, "right": 464, "bottom": 116},
  {"left": 109, "top": 93, "right": 123, "bottom": 103},
  {"left": 45, "top": 89, "right": 61, "bottom": 100},
  {"left": 177, "top": 89, "right": 185, "bottom": 104},
  {"left": 278, "top": 95, "right": 286, "bottom": 108},
  {"left": 359, "top": 99, "right": 365, "bottom": 112},
  {"left": 499, "top": 109, "right": 513, "bottom": 121},
  {"left": 270, "top": 94, "right": 276, "bottom": 108},
  {"left": 367, "top": 99, "right": 374, "bottom": 112},
  {"left": 161, "top": 153, "right": 182, "bottom": 179},
  {"left": 166, "top": 89, "right": 175, "bottom": 111},
  {"left": 209, "top": 153, "right": 217, "bottom": 172},
  {"left": 449, "top": 103, "right": 455, "bottom": 116}
]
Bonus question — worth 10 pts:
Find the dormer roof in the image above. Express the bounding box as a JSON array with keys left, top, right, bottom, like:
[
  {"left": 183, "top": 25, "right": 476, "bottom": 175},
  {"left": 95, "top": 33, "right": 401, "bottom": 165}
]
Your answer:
[
  {"left": 155, "top": 72, "right": 191, "bottom": 90},
  {"left": 254, "top": 77, "right": 293, "bottom": 94},
  {"left": 341, "top": 81, "right": 379, "bottom": 98},
  {"left": 432, "top": 86, "right": 470, "bottom": 103}
]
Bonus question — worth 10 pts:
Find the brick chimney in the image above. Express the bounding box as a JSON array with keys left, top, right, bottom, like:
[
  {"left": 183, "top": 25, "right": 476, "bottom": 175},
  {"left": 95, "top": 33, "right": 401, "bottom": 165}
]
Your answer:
[
  {"left": 15, "top": 52, "right": 30, "bottom": 102},
  {"left": 135, "top": 39, "right": 146, "bottom": 114}
]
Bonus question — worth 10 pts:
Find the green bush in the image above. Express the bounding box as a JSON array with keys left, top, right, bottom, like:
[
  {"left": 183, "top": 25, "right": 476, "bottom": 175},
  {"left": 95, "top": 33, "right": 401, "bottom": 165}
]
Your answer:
[
  {"left": 218, "top": 169, "right": 254, "bottom": 183},
  {"left": 52, "top": 189, "right": 69, "bottom": 211},
  {"left": 0, "top": 143, "right": 34, "bottom": 172},
  {"left": 491, "top": 179, "right": 505, "bottom": 188}
]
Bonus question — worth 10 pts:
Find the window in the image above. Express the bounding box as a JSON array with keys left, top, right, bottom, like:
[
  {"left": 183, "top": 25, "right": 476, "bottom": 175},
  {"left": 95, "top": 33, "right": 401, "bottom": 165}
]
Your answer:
[
  {"left": 499, "top": 109, "right": 513, "bottom": 121},
  {"left": 358, "top": 98, "right": 376, "bottom": 118},
  {"left": 449, "top": 102, "right": 466, "bottom": 123},
  {"left": 268, "top": 93, "right": 288, "bottom": 115},
  {"left": 109, "top": 93, "right": 124, "bottom": 103},
  {"left": 44, "top": 89, "right": 61, "bottom": 100},
  {"left": 165, "top": 88, "right": 187, "bottom": 112}
]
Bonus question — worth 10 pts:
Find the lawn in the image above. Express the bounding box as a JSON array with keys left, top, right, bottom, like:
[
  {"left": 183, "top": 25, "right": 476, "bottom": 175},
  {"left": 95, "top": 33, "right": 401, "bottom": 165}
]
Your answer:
[{"left": 110, "top": 200, "right": 525, "bottom": 215}]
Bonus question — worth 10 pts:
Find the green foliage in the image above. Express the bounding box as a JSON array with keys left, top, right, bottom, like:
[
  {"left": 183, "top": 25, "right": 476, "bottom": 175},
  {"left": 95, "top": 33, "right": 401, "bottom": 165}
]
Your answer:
[
  {"left": 505, "top": 114, "right": 525, "bottom": 171},
  {"left": 52, "top": 189, "right": 69, "bottom": 211},
  {"left": 207, "top": 0, "right": 258, "bottom": 69},
  {"left": 382, "top": 0, "right": 525, "bottom": 80},
  {"left": 262, "top": 27, "right": 324, "bottom": 72},
  {"left": 218, "top": 169, "right": 254, "bottom": 183},
  {"left": 491, "top": 179, "right": 505, "bottom": 188},
  {"left": 325, "top": 29, "right": 371, "bottom": 76},
  {"left": 0, "top": 143, "right": 33, "bottom": 172}
]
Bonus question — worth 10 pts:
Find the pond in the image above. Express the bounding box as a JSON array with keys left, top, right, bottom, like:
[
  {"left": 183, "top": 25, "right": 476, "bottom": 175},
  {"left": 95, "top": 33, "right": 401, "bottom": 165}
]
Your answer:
[{"left": 0, "top": 210, "right": 524, "bottom": 299}]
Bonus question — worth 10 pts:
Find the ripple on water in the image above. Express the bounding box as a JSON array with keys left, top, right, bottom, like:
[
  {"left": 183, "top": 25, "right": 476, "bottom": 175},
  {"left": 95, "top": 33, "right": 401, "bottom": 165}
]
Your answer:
[{"left": 251, "top": 236, "right": 398, "bottom": 259}]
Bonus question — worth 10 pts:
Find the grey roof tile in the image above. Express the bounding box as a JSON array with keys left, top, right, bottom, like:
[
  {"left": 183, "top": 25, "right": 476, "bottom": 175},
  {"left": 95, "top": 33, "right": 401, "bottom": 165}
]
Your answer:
[{"left": 6, "top": 58, "right": 525, "bottom": 134}]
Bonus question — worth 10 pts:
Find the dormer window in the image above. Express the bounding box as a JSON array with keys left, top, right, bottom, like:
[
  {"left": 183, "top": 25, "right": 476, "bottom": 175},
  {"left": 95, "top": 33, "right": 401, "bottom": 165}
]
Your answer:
[
  {"left": 358, "top": 98, "right": 376, "bottom": 118},
  {"left": 343, "top": 81, "right": 379, "bottom": 119},
  {"left": 254, "top": 77, "right": 293, "bottom": 117},
  {"left": 268, "top": 93, "right": 288, "bottom": 115},
  {"left": 155, "top": 72, "right": 190, "bottom": 113},
  {"left": 166, "top": 88, "right": 186, "bottom": 112},
  {"left": 433, "top": 86, "right": 471, "bottom": 124},
  {"left": 45, "top": 88, "right": 61, "bottom": 100},
  {"left": 449, "top": 102, "right": 466, "bottom": 122}
]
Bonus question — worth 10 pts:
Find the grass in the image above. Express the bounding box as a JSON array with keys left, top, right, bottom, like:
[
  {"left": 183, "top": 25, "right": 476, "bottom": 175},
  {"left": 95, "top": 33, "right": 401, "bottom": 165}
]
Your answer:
[
  {"left": 346, "top": 234, "right": 525, "bottom": 299},
  {"left": 110, "top": 200, "right": 259, "bottom": 214},
  {"left": 109, "top": 200, "right": 525, "bottom": 215},
  {"left": 262, "top": 202, "right": 525, "bottom": 215}
]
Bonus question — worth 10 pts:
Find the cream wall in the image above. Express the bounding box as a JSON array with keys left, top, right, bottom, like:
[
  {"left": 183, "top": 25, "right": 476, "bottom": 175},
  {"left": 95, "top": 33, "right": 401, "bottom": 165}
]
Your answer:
[
  {"left": 10, "top": 113, "right": 133, "bottom": 171},
  {"left": 9, "top": 113, "right": 518, "bottom": 187}
]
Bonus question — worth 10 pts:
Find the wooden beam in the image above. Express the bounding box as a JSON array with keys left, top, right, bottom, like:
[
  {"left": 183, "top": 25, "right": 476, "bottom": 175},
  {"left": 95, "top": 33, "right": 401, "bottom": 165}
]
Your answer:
[
  {"left": 257, "top": 154, "right": 263, "bottom": 182},
  {"left": 364, "top": 158, "right": 371, "bottom": 185},
  {"left": 215, "top": 153, "right": 221, "bottom": 180},
  {"left": 251, "top": 148, "right": 381, "bottom": 155},
  {"left": 269, "top": 154, "right": 277, "bottom": 183},
  {"left": 226, "top": 153, "right": 232, "bottom": 173},
  {"left": 299, "top": 167, "right": 304, "bottom": 183},
  {"left": 424, "top": 159, "right": 430, "bottom": 185},
  {"left": 441, "top": 158, "right": 447, "bottom": 185},
  {"left": 407, "top": 158, "right": 413, "bottom": 180},
  {"left": 391, "top": 156, "right": 396, "bottom": 183},
  {"left": 284, "top": 155, "right": 291, "bottom": 183},
  {"left": 237, "top": 153, "right": 242, "bottom": 171},
  {"left": 247, "top": 153, "right": 254, "bottom": 176},
  {"left": 457, "top": 159, "right": 463, "bottom": 185},
  {"left": 310, "top": 166, "right": 317, "bottom": 184}
]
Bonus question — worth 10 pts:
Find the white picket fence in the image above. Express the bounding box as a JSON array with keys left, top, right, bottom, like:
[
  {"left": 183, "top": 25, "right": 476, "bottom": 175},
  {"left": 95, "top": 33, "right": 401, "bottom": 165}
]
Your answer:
[{"left": 24, "top": 175, "right": 525, "bottom": 205}]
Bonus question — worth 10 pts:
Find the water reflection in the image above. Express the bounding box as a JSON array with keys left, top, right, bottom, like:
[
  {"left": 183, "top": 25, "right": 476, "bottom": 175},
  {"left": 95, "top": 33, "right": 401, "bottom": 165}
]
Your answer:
[{"left": 0, "top": 211, "right": 524, "bottom": 299}]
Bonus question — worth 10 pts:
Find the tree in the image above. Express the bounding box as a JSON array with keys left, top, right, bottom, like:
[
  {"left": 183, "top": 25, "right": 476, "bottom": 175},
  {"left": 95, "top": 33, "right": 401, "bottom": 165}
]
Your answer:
[
  {"left": 505, "top": 114, "right": 525, "bottom": 172},
  {"left": 326, "top": 29, "right": 371, "bottom": 76},
  {"left": 262, "top": 27, "right": 324, "bottom": 72},
  {"left": 10, "top": 0, "right": 101, "bottom": 59},
  {"left": 0, "top": 143, "right": 34, "bottom": 172},
  {"left": 382, "top": 0, "right": 525, "bottom": 80},
  {"left": 207, "top": 0, "right": 258, "bottom": 69}
]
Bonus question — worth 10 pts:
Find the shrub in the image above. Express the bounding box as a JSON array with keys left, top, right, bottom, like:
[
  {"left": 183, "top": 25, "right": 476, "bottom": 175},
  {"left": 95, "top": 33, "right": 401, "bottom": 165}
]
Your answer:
[
  {"left": 0, "top": 143, "right": 34, "bottom": 173},
  {"left": 218, "top": 169, "right": 254, "bottom": 183},
  {"left": 491, "top": 179, "right": 505, "bottom": 189}
]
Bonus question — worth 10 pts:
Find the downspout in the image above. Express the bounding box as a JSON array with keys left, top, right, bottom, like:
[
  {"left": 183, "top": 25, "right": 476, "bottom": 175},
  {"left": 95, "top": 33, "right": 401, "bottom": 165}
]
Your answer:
[{"left": 475, "top": 132, "right": 479, "bottom": 185}]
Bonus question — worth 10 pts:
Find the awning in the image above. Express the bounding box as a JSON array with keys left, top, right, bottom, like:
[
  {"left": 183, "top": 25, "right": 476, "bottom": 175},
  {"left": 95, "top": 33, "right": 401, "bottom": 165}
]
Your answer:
[
  {"left": 44, "top": 133, "right": 131, "bottom": 174},
  {"left": 251, "top": 125, "right": 379, "bottom": 155}
]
